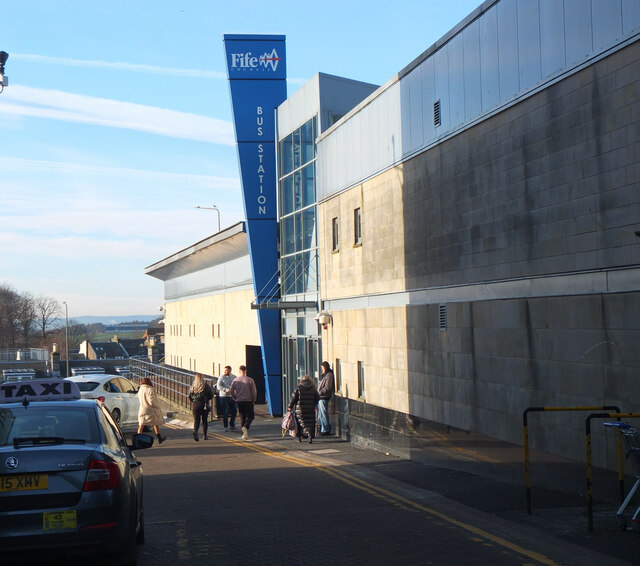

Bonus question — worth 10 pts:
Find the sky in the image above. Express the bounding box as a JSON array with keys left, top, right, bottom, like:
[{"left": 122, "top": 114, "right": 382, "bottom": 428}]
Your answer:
[{"left": 0, "top": 0, "right": 483, "bottom": 317}]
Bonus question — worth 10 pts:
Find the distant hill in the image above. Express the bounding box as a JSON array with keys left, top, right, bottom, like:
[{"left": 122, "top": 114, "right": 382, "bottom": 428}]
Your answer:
[{"left": 55, "top": 315, "right": 161, "bottom": 326}]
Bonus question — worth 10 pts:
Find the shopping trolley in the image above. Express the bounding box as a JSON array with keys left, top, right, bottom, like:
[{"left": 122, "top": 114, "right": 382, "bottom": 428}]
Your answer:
[{"left": 603, "top": 422, "right": 640, "bottom": 530}]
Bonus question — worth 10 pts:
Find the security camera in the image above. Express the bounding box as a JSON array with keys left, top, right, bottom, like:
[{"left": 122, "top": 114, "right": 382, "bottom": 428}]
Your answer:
[{"left": 314, "top": 311, "right": 333, "bottom": 328}]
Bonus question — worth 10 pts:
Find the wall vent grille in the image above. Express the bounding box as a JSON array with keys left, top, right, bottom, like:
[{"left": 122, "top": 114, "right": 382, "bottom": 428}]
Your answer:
[
  {"left": 434, "top": 100, "right": 441, "bottom": 127},
  {"left": 439, "top": 304, "right": 447, "bottom": 331}
]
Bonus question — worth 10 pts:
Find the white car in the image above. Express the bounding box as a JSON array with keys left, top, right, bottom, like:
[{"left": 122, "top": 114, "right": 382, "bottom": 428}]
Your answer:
[{"left": 66, "top": 374, "right": 140, "bottom": 427}]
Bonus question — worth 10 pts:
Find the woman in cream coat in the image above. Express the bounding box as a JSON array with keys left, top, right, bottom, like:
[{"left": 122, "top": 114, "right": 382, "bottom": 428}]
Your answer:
[{"left": 137, "top": 377, "right": 166, "bottom": 444}]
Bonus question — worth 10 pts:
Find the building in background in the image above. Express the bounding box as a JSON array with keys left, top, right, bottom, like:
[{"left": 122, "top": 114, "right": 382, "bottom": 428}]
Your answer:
[
  {"left": 303, "top": 0, "right": 640, "bottom": 466},
  {"left": 144, "top": 0, "right": 640, "bottom": 469},
  {"left": 145, "top": 222, "right": 265, "bottom": 402},
  {"left": 276, "top": 73, "right": 378, "bottom": 402}
]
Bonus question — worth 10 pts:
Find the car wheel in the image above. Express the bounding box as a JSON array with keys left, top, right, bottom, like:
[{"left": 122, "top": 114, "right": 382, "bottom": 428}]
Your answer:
[
  {"left": 119, "top": 532, "right": 138, "bottom": 566},
  {"left": 112, "top": 408, "right": 121, "bottom": 425},
  {"left": 136, "top": 501, "right": 145, "bottom": 545}
]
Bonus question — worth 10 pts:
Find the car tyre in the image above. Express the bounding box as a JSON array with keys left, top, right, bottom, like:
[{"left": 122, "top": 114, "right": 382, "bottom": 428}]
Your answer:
[
  {"left": 112, "top": 408, "right": 121, "bottom": 425},
  {"left": 136, "top": 502, "right": 145, "bottom": 545},
  {"left": 119, "top": 531, "right": 138, "bottom": 566}
]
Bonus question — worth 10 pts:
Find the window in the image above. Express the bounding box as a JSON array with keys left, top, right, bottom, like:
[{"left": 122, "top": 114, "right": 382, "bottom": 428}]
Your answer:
[
  {"left": 357, "top": 361, "right": 365, "bottom": 399},
  {"left": 301, "top": 119, "right": 315, "bottom": 164},
  {"left": 281, "top": 133, "right": 294, "bottom": 175},
  {"left": 332, "top": 217, "right": 339, "bottom": 252},
  {"left": 335, "top": 358, "right": 342, "bottom": 393},
  {"left": 302, "top": 163, "right": 315, "bottom": 207},
  {"left": 302, "top": 208, "right": 315, "bottom": 250},
  {"left": 354, "top": 207, "right": 362, "bottom": 246}
]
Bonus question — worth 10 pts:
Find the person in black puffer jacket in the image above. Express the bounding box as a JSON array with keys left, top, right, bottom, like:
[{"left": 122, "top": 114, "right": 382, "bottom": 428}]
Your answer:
[
  {"left": 189, "top": 373, "right": 214, "bottom": 441},
  {"left": 288, "top": 375, "right": 320, "bottom": 444}
]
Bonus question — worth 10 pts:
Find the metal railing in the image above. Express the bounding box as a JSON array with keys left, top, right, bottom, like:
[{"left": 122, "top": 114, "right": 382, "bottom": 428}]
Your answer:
[
  {"left": 0, "top": 348, "right": 49, "bottom": 361},
  {"left": 129, "top": 358, "right": 217, "bottom": 413},
  {"left": 522, "top": 405, "right": 620, "bottom": 516}
]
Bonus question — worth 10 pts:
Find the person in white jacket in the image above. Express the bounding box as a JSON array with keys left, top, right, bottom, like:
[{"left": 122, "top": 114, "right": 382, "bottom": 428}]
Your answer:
[{"left": 137, "top": 377, "right": 166, "bottom": 444}]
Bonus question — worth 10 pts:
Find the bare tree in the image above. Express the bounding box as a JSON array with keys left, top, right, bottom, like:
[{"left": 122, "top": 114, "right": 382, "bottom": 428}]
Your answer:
[
  {"left": 0, "top": 284, "right": 21, "bottom": 348},
  {"left": 34, "top": 296, "right": 61, "bottom": 344},
  {"left": 67, "top": 320, "right": 90, "bottom": 351},
  {"left": 17, "top": 293, "right": 36, "bottom": 347}
]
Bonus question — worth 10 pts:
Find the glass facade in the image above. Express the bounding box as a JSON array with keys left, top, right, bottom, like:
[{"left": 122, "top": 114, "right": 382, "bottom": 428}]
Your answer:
[{"left": 278, "top": 116, "right": 320, "bottom": 401}]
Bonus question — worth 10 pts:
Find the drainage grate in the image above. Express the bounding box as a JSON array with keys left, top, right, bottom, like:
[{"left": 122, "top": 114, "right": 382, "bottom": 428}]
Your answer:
[
  {"left": 434, "top": 99, "right": 441, "bottom": 127},
  {"left": 439, "top": 304, "right": 447, "bottom": 331}
]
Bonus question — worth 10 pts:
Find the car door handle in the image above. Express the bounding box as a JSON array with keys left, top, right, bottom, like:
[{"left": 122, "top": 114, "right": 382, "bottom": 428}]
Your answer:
[{"left": 129, "top": 460, "right": 142, "bottom": 469}]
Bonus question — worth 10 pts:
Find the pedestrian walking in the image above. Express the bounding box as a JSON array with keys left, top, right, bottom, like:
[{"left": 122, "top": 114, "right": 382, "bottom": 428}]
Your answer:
[
  {"left": 189, "top": 372, "right": 214, "bottom": 441},
  {"left": 229, "top": 365, "right": 257, "bottom": 440},
  {"left": 137, "top": 377, "right": 166, "bottom": 444},
  {"left": 318, "top": 361, "right": 335, "bottom": 435},
  {"left": 289, "top": 375, "right": 320, "bottom": 444},
  {"left": 216, "top": 365, "right": 238, "bottom": 431}
]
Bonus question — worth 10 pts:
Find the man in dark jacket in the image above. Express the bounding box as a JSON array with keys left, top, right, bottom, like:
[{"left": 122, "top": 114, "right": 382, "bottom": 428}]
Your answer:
[{"left": 318, "top": 361, "right": 335, "bottom": 435}]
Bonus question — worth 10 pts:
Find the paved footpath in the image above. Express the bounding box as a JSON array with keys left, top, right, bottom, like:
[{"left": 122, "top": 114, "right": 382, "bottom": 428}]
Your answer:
[{"left": 129, "top": 413, "right": 636, "bottom": 566}]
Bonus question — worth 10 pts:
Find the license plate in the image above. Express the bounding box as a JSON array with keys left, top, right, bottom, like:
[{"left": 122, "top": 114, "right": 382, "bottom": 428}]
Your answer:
[
  {"left": 43, "top": 510, "right": 77, "bottom": 530},
  {"left": 0, "top": 474, "right": 48, "bottom": 492}
]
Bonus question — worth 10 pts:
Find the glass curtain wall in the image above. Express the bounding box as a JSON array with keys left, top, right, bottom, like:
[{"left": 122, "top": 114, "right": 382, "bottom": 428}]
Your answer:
[{"left": 279, "top": 117, "right": 320, "bottom": 401}]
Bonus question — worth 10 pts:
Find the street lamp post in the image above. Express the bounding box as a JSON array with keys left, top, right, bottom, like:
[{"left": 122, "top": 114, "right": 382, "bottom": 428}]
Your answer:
[
  {"left": 194, "top": 204, "right": 221, "bottom": 232},
  {"left": 63, "top": 301, "right": 69, "bottom": 377}
]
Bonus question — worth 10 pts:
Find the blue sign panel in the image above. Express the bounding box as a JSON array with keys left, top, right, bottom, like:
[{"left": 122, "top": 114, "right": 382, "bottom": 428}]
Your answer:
[
  {"left": 224, "top": 34, "right": 286, "bottom": 416},
  {"left": 237, "top": 142, "right": 276, "bottom": 220}
]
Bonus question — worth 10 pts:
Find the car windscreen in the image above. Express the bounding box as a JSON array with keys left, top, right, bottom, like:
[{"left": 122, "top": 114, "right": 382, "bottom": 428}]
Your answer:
[
  {"left": 0, "top": 405, "right": 100, "bottom": 446},
  {"left": 74, "top": 381, "right": 100, "bottom": 392}
]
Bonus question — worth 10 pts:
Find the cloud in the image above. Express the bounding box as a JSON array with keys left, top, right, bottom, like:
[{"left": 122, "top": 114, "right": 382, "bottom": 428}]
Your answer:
[
  {"left": 0, "top": 85, "right": 235, "bottom": 144},
  {"left": 0, "top": 156, "right": 240, "bottom": 190},
  {"left": 12, "top": 53, "right": 227, "bottom": 79},
  {"left": 12, "top": 53, "right": 309, "bottom": 85}
]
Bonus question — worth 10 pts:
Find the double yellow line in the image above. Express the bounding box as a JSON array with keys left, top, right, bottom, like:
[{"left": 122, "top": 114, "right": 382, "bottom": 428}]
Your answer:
[{"left": 214, "top": 432, "right": 560, "bottom": 566}]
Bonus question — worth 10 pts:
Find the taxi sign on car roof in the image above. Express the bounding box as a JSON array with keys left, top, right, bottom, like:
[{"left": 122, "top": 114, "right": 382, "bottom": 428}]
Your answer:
[{"left": 0, "top": 379, "right": 82, "bottom": 403}]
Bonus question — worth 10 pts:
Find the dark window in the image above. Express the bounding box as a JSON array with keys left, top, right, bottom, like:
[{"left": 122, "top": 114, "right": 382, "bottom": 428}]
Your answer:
[
  {"left": 354, "top": 208, "right": 362, "bottom": 246},
  {"left": 357, "top": 361, "right": 365, "bottom": 399},
  {"left": 332, "top": 217, "right": 339, "bottom": 252}
]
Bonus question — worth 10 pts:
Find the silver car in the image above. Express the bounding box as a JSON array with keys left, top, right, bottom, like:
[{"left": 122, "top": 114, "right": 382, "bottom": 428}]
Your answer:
[
  {"left": 0, "top": 379, "right": 153, "bottom": 564},
  {"left": 66, "top": 374, "right": 140, "bottom": 427}
]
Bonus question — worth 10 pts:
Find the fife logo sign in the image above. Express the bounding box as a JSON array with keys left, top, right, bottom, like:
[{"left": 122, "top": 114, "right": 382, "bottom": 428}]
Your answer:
[{"left": 229, "top": 48, "right": 281, "bottom": 72}]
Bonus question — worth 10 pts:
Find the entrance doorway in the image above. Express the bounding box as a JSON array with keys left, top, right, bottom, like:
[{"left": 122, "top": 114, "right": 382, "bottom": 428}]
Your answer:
[
  {"left": 282, "top": 336, "right": 319, "bottom": 403},
  {"left": 245, "top": 345, "right": 266, "bottom": 404}
]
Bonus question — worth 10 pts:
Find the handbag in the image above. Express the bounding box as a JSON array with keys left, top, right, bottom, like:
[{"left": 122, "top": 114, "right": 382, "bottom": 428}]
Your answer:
[{"left": 281, "top": 409, "right": 297, "bottom": 436}]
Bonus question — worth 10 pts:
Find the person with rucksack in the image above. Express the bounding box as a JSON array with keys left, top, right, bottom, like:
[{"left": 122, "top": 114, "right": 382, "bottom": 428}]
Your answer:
[{"left": 189, "top": 372, "right": 214, "bottom": 441}]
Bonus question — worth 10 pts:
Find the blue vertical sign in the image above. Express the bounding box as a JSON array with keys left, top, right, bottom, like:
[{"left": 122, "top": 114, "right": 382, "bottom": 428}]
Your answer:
[{"left": 224, "top": 34, "right": 286, "bottom": 416}]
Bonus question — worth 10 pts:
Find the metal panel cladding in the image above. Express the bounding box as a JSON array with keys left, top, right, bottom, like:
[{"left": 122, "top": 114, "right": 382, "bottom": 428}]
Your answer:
[{"left": 223, "top": 34, "right": 287, "bottom": 416}]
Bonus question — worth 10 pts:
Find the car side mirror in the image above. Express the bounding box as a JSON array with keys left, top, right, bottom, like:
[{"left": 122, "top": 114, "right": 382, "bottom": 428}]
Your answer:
[{"left": 130, "top": 433, "right": 154, "bottom": 450}]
